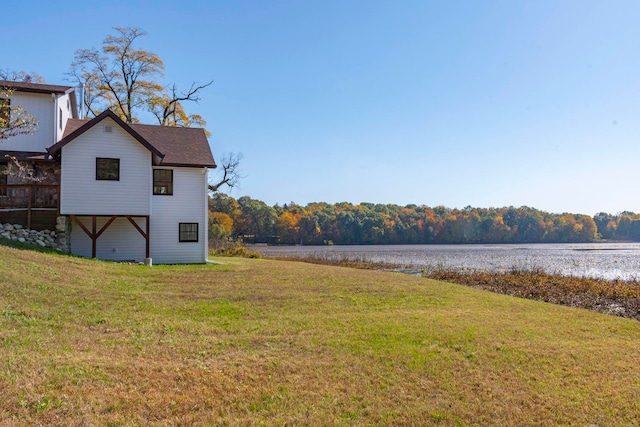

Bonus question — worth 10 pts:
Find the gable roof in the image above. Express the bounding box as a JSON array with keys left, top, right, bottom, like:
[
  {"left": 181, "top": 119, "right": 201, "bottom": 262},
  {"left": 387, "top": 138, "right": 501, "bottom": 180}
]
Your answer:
[
  {"left": 48, "top": 109, "right": 216, "bottom": 168},
  {"left": 0, "top": 80, "right": 76, "bottom": 95}
]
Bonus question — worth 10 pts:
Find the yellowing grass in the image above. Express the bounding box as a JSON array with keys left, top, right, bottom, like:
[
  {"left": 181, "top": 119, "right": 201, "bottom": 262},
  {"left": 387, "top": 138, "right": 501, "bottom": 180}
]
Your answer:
[{"left": 1, "top": 244, "right": 639, "bottom": 425}]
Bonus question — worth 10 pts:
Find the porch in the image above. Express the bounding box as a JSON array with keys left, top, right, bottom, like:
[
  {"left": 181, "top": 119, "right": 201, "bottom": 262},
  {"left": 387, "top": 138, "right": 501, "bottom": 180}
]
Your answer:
[
  {"left": 0, "top": 184, "right": 60, "bottom": 230},
  {"left": 69, "top": 215, "right": 150, "bottom": 261}
]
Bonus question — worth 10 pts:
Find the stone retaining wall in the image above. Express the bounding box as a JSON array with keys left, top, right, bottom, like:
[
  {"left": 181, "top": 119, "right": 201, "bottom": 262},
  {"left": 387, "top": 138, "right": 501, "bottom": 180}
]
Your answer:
[{"left": 1, "top": 216, "right": 70, "bottom": 253}]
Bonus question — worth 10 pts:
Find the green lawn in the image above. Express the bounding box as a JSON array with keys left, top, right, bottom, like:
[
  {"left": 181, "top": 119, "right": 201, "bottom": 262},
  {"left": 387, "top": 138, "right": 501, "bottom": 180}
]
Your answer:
[{"left": 1, "top": 243, "right": 639, "bottom": 426}]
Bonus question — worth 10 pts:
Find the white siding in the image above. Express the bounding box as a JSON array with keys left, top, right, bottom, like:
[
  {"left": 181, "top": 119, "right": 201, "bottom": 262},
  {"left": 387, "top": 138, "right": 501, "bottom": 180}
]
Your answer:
[
  {"left": 56, "top": 93, "right": 75, "bottom": 141},
  {"left": 150, "top": 167, "right": 209, "bottom": 263},
  {"left": 70, "top": 216, "right": 147, "bottom": 261},
  {"left": 60, "top": 117, "right": 152, "bottom": 215},
  {"left": 0, "top": 92, "right": 54, "bottom": 152}
]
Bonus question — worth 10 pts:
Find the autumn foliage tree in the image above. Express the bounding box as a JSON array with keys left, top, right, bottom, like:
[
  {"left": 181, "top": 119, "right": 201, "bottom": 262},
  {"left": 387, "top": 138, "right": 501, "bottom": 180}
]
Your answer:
[
  {"left": 69, "top": 27, "right": 211, "bottom": 127},
  {"left": 69, "top": 26, "right": 208, "bottom": 126},
  {"left": 275, "top": 211, "right": 302, "bottom": 244},
  {"left": 208, "top": 211, "right": 234, "bottom": 241}
]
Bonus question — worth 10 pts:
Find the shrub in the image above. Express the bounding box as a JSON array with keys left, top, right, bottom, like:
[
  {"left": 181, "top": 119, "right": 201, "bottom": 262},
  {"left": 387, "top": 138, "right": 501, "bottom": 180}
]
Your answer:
[{"left": 211, "top": 243, "right": 261, "bottom": 258}]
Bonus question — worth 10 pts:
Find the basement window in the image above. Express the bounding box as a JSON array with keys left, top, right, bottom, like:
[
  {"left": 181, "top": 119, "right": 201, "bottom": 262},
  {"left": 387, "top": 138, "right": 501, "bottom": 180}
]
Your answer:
[
  {"left": 153, "top": 169, "right": 173, "bottom": 195},
  {"left": 179, "top": 223, "right": 198, "bottom": 242},
  {"left": 96, "top": 158, "right": 120, "bottom": 181}
]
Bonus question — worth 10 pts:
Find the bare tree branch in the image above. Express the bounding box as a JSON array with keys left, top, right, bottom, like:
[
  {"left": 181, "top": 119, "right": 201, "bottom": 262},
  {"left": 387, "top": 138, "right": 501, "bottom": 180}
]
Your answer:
[
  {"left": 208, "top": 153, "right": 244, "bottom": 193},
  {"left": 0, "top": 70, "right": 45, "bottom": 83},
  {"left": 1, "top": 155, "right": 51, "bottom": 183},
  {"left": 165, "top": 80, "right": 213, "bottom": 122}
]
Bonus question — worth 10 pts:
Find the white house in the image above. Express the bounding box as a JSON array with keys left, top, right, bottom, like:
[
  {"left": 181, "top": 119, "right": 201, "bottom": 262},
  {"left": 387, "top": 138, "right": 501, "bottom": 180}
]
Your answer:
[{"left": 1, "top": 80, "right": 217, "bottom": 264}]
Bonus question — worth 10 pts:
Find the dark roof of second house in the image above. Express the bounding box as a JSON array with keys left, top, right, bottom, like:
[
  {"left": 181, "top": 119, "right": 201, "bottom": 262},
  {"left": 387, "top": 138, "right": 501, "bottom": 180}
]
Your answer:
[
  {"left": 49, "top": 109, "right": 216, "bottom": 168},
  {"left": 0, "top": 80, "right": 76, "bottom": 95}
]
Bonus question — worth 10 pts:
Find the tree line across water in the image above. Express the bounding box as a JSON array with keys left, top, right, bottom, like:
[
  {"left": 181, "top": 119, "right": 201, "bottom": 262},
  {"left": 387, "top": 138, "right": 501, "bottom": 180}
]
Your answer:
[{"left": 208, "top": 194, "right": 640, "bottom": 245}]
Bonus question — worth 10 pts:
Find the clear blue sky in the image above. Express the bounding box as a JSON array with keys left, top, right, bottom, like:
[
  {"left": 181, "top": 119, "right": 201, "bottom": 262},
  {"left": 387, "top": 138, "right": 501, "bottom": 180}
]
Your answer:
[{"left": 7, "top": 0, "right": 640, "bottom": 215}]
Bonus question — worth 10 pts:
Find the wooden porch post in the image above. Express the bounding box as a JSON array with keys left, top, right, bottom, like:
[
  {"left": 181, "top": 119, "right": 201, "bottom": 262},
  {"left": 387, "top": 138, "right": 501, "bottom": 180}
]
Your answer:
[
  {"left": 27, "top": 186, "right": 32, "bottom": 229},
  {"left": 146, "top": 216, "right": 150, "bottom": 258},
  {"left": 91, "top": 216, "right": 97, "bottom": 258}
]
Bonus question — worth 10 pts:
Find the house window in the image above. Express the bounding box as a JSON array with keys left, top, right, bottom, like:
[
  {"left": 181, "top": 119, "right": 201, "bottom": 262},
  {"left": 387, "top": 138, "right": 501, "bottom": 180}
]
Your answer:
[
  {"left": 59, "top": 108, "right": 63, "bottom": 130},
  {"left": 179, "top": 223, "right": 198, "bottom": 242},
  {"left": 0, "top": 98, "right": 9, "bottom": 127},
  {"left": 96, "top": 158, "right": 120, "bottom": 181},
  {"left": 153, "top": 169, "right": 173, "bottom": 195}
]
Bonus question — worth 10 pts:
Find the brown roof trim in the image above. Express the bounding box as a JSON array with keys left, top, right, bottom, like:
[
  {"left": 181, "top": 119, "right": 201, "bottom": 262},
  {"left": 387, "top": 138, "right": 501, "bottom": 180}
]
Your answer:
[
  {"left": 0, "top": 80, "right": 76, "bottom": 95},
  {"left": 48, "top": 110, "right": 164, "bottom": 158},
  {"left": 157, "top": 161, "right": 217, "bottom": 168}
]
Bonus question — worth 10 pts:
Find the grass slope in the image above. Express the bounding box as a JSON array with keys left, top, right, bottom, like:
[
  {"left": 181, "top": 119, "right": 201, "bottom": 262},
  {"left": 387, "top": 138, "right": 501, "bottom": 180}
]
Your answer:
[{"left": 1, "top": 244, "right": 639, "bottom": 426}]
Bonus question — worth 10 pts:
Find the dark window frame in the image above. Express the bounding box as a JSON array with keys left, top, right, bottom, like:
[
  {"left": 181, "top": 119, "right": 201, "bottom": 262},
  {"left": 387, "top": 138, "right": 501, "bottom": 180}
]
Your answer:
[
  {"left": 179, "top": 223, "right": 199, "bottom": 242},
  {"left": 153, "top": 169, "right": 173, "bottom": 195},
  {"left": 96, "top": 157, "right": 120, "bottom": 181}
]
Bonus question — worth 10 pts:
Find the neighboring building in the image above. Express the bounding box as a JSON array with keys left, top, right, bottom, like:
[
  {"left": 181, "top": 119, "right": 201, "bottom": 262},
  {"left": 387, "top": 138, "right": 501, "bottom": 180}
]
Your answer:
[
  {"left": 0, "top": 80, "right": 216, "bottom": 264},
  {"left": 0, "top": 80, "right": 78, "bottom": 152},
  {"left": 0, "top": 80, "right": 77, "bottom": 230}
]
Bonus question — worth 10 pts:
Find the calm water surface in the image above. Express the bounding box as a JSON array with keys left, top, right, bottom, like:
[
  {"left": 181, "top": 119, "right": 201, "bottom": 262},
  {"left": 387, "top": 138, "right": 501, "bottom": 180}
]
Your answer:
[{"left": 253, "top": 243, "right": 640, "bottom": 280}]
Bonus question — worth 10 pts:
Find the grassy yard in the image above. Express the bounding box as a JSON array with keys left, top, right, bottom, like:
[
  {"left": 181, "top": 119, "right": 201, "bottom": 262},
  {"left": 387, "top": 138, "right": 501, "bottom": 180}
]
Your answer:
[{"left": 1, "top": 243, "right": 639, "bottom": 426}]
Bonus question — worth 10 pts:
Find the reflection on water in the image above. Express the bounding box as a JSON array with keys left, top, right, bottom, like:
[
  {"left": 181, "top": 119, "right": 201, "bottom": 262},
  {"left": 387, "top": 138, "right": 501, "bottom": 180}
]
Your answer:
[{"left": 253, "top": 243, "right": 640, "bottom": 280}]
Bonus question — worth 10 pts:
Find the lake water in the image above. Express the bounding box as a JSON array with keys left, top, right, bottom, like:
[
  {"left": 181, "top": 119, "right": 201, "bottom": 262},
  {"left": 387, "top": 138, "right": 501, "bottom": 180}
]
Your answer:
[{"left": 252, "top": 243, "right": 640, "bottom": 280}]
